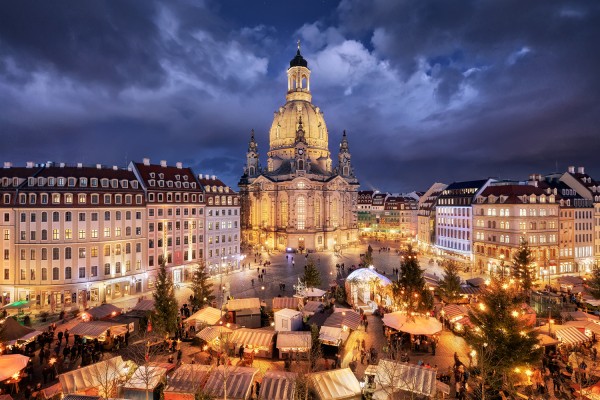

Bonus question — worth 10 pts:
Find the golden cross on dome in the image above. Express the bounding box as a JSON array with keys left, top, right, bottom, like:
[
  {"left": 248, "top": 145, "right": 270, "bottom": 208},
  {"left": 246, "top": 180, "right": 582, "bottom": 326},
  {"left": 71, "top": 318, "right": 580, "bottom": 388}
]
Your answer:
[{"left": 297, "top": 39, "right": 301, "bottom": 51}]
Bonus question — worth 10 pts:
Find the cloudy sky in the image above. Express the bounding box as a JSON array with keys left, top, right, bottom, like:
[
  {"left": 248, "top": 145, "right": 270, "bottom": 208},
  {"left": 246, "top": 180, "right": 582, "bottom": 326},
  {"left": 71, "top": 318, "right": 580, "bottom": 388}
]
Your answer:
[{"left": 1, "top": 0, "right": 599, "bottom": 192}]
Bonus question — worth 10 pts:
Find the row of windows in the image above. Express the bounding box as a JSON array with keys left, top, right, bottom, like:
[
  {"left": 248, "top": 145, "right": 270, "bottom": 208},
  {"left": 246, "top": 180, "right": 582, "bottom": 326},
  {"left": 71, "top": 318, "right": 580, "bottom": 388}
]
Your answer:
[
  {"left": 6, "top": 260, "right": 143, "bottom": 281},
  {"left": 207, "top": 196, "right": 238, "bottom": 206},
  {"left": 207, "top": 209, "right": 239, "bottom": 217},
  {"left": 17, "top": 210, "right": 142, "bottom": 223},
  {"left": 148, "top": 179, "right": 195, "bottom": 189},
  {"left": 148, "top": 235, "right": 203, "bottom": 248},
  {"left": 148, "top": 207, "right": 203, "bottom": 217},
  {"left": 207, "top": 221, "right": 239, "bottom": 230},
  {"left": 148, "top": 249, "right": 202, "bottom": 267},
  {"left": 207, "top": 246, "right": 239, "bottom": 258},
  {"left": 147, "top": 192, "right": 202, "bottom": 203},
  {"left": 12, "top": 192, "right": 144, "bottom": 206},
  {"left": 4, "top": 226, "right": 142, "bottom": 241},
  {"left": 5, "top": 243, "right": 142, "bottom": 261},
  {"left": 207, "top": 234, "right": 239, "bottom": 244}
]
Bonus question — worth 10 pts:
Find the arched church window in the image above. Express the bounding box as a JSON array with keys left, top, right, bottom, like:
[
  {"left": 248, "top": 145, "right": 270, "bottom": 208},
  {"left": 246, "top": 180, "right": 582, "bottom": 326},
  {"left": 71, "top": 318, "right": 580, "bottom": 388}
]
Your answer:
[
  {"left": 343, "top": 167, "right": 349, "bottom": 176},
  {"left": 249, "top": 166, "right": 255, "bottom": 176},
  {"left": 297, "top": 197, "right": 306, "bottom": 230},
  {"left": 298, "top": 160, "right": 304, "bottom": 170}
]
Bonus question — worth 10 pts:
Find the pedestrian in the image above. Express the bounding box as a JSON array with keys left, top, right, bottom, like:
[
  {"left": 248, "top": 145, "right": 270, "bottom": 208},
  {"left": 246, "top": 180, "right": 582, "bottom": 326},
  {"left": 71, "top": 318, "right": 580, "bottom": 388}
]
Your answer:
[
  {"left": 57, "top": 331, "right": 63, "bottom": 344},
  {"left": 177, "top": 349, "right": 182, "bottom": 364},
  {"left": 251, "top": 278, "right": 255, "bottom": 286},
  {"left": 364, "top": 320, "right": 368, "bottom": 332},
  {"left": 239, "top": 344, "right": 245, "bottom": 359},
  {"left": 64, "top": 329, "right": 70, "bottom": 344}
]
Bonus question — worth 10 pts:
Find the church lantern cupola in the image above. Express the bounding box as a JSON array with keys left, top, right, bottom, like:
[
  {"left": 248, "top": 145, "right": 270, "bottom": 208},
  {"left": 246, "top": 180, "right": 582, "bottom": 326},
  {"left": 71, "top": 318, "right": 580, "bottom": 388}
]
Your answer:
[
  {"left": 287, "top": 41, "right": 312, "bottom": 103},
  {"left": 245, "top": 129, "right": 260, "bottom": 177},
  {"left": 338, "top": 130, "right": 353, "bottom": 177}
]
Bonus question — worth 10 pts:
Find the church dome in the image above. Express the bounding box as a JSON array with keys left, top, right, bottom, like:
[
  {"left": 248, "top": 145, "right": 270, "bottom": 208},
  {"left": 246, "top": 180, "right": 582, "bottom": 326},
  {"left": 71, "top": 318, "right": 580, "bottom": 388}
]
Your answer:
[
  {"left": 269, "top": 100, "right": 329, "bottom": 152},
  {"left": 289, "top": 48, "right": 308, "bottom": 68}
]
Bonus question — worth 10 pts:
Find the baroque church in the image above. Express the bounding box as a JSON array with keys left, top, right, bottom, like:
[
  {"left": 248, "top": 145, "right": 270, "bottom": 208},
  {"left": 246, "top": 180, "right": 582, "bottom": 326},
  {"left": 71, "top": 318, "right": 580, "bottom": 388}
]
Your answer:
[{"left": 239, "top": 46, "right": 359, "bottom": 252}]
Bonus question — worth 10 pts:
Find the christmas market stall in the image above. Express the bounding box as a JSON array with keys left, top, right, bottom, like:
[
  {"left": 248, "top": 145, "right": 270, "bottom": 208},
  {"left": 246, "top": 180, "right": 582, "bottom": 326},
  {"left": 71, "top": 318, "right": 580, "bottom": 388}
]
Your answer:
[
  {"left": 120, "top": 365, "right": 167, "bottom": 400},
  {"left": 276, "top": 331, "right": 312, "bottom": 359},
  {"left": 368, "top": 359, "right": 438, "bottom": 399},
  {"left": 272, "top": 297, "right": 302, "bottom": 312},
  {"left": 195, "top": 325, "right": 233, "bottom": 352},
  {"left": 382, "top": 312, "right": 442, "bottom": 336},
  {"left": 259, "top": 370, "right": 297, "bottom": 400},
  {"left": 345, "top": 268, "right": 392, "bottom": 312},
  {"left": 230, "top": 328, "right": 276, "bottom": 359},
  {"left": 0, "top": 316, "right": 42, "bottom": 348},
  {"left": 185, "top": 306, "right": 222, "bottom": 330},
  {"left": 68, "top": 320, "right": 130, "bottom": 350},
  {"left": 202, "top": 366, "right": 258, "bottom": 400},
  {"left": 301, "top": 301, "right": 325, "bottom": 317},
  {"left": 318, "top": 326, "right": 348, "bottom": 347},
  {"left": 274, "top": 308, "right": 303, "bottom": 332},
  {"left": 58, "top": 356, "right": 134, "bottom": 398},
  {"left": 81, "top": 304, "right": 122, "bottom": 321},
  {"left": 553, "top": 325, "right": 590, "bottom": 346},
  {"left": 162, "top": 364, "right": 211, "bottom": 400},
  {"left": 308, "top": 368, "right": 362, "bottom": 400},
  {"left": 0, "top": 354, "right": 30, "bottom": 393}
]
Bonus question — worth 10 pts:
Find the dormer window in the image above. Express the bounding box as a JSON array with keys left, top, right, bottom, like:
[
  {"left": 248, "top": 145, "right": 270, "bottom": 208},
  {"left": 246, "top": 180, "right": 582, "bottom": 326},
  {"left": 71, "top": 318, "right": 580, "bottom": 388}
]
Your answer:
[
  {"left": 159, "top": 173, "right": 164, "bottom": 179},
  {"left": 111, "top": 179, "right": 118, "bottom": 188},
  {"left": 68, "top": 177, "right": 76, "bottom": 187},
  {"left": 121, "top": 180, "right": 128, "bottom": 188},
  {"left": 101, "top": 179, "right": 109, "bottom": 188},
  {"left": 175, "top": 182, "right": 181, "bottom": 188},
  {"left": 167, "top": 181, "right": 173, "bottom": 187},
  {"left": 80, "top": 178, "right": 87, "bottom": 187},
  {"left": 48, "top": 177, "right": 55, "bottom": 186},
  {"left": 158, "top": 181, "right": 164, "bottom": 187},
  {"left": 175, "top": 175, "right": 180, "bottom": 180},
  {"left": 183, "top": 175, "right": 188, "bottom": 181},
  {"left": 183, "top": 182, "right": 189, "bottom": 188},
  {"left": 37, "top": 177, "right": 45, "bottom": 186},
  {"left": 191, "top": 183, "right": 196, "bottom": 188},
  {"left": 58, "top": 177, "right": 66, "bottom": 186},
  {"left": 131, "top": 181, "right": 138, "bottom": 188},
  {"left": 149, "top": 172, "right": 155, "bottom": 178},
  {"left": 28, "top": 177, "right": 35, "bottom": 186},
  {"left": 149, "top": 179, "right": 155, "bottom": 187},
  {"left": 90, "top": 178, "right": 98, "bottom": 187}
]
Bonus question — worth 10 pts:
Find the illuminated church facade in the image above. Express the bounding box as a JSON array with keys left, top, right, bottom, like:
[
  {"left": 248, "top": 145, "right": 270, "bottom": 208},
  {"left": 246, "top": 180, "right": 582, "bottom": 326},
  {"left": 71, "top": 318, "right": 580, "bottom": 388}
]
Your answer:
[{"left": 239, "top": 46, "right": 359, "bottom": 252}]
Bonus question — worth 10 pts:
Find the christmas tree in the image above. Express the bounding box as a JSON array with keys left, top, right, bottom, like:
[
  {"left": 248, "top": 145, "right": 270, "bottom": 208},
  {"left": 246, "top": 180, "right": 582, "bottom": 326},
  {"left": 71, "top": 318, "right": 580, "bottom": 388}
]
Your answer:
[
  {"left": 392, "top": 245, "right": 433, "bottom": 314},
  {"left": 190, "top": 261, "right": 215, "bottom": 310},
  {"left": 302, "top": 258, "right": 322, "bottom": 288},
  {"left": 511, "top": 238, "right": 535, "bottom": 295},
  {"left": 152, "top": 258, "right": 179, "bottom": 335},
  {"left": 438, "top": 261, "right": 462, "bottom": 303}
]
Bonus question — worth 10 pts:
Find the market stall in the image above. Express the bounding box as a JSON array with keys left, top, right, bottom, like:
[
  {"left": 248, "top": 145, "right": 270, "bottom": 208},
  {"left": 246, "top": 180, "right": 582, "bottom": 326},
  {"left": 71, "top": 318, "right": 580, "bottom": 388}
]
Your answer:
[
  {"left": 163, "top": 364, "right": 211, "bottom": 400},
  {"left": 132, "top": 299, "right": 155, "bottom": 312},
  {"left": 318, "top": 326, "right": 348, "bottom": 347},
  {"left": 0, "top": 354, "right": 30, "bottom": 383},
  {"left": 195, "top": 326, "right": 233, "bottom": 352},
  {"left": 185, "top": 307, "right": 222, "bottom": 330},
  {"left": 370, "top": 359, "right": 437, "bottom": 399},
  {"left": 301, "top": 301, "right": 325, "bottom": 317},
  {"left": 554, "top": 325, "right": 590, "bottom": 346},
  {"left": 68, "top": 320, "right": 129, "bottom": 349},
  {"left": 230, "top": 328, "right": 276, "bottom": 358},
  {"left": 308, "top": 368, "right": 362, "bottom": 400},
  {"left": 564, "top": 320, "right": 600, "bottom": 338},
  {"left": 81, "top": 304, "right": 122, "bottom": 321},
  {"left": 58, "top": 356, "right": 133, "bottom": 397},
  {"left": 259, "top": 370, "right": 297, "bottom": 400},
  {"left": 276, "top": 331, "right": 312, "bottom": 359},
  {"left": 324, "top": 309, "right": 362, "bottom": 331},
  {"left": 120, "top": 365, "right": 167, "bottom": 400},
  {"left": 203, "top": 366, "right": 258, "bottom": 400},
  {"left": 227, "top": 298, "right": 261, "bottom": 311},
  {"left": 382, "top": 312, "right": 442, "bottom": 336},
  {"left": 274, "top": 308, "right": 303, "bottom": 332},
  {"left": 272, "top": 297, "right": 301, "bottom": 312},
  {"left": 345, "top": 268, "right": 392, "bottom": 309},
  {"left": 0, "top": 317, "right": 42, "bottom": 346}
]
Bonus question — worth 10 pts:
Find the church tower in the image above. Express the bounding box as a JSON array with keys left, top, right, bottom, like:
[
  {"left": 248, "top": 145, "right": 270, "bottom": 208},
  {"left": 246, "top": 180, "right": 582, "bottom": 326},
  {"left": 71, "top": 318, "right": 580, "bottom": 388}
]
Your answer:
[{"left": 239, "top": 44, "right": 359, "bottom": 253}]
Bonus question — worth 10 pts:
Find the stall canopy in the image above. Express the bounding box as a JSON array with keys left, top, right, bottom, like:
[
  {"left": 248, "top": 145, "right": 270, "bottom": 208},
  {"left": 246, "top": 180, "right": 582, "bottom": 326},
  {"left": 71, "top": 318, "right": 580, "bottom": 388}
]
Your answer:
[
  {"left": 382, "top": 313, "right": 442, "bottom": 336},
  {"left": 319, "top": 326, "right": 348, "bottom": 346},
  {"left": 324, "top": 309, "right": 362, "bottom": 331},
  {"left": 374, "top": 359, "right": 437, "bottom": 398},
  {"left": 230, "top": 328, "right": 275, "bottom": 348},
  {"left": 163, "top": 364, "right": 210, "bottom": 395},
  {"left": 561, "top": 311, "right": 598, "bottom": 322},
  {"left": 441, "top": 305, "right": 468, "bottom": 322},
  {"left": 132, "top": 299, "right": 155, "bottom": 312},
  {"left": 272, "top": 297, "right": 301, "bottom": 310},
  {"left": 186, "top": 307, "right": 222, "bottom": 326},
  {"left": 196, "top": 326, "right": 232, "bottom": 343},
  {"left": 346, "top": 268, "right": 392, "bottom": 286},
  {"left": 227, "top": 298, "right": 261, "bottom": 311},
  {"left": 309, "top": 368, "right": 362, "bottom": 400},
  {"left": 203, "top": 366, "right": 258, "bottom": 400},
  {"left": 302, "top": 301, "right": 325, "bottom": 315},
  {"left": 59, "top": 356, "right": 131, "bottom": 394},
  {"left": 259, "top": 370, "right": 297, "bottom": 400},
  {"left": 276, "top": 331, "right": 312, "bottom": 351},
  {"left": 1, "top": 300, "right": 32, "bottom": 310},
  {"left": 0, "top": 317, "right": 42, "bottom": 345},
  {"left": 537, "top": 333, "right": 560, "bottom": 347},
  {"left": 557, "top": 275, "right": 584, "bottom": 286},
  {"left": 554, "top": 326, "right": 590, "bottom": 345},
  {"left": 460, "top": 286, "right": 481, "bottom": 295},
  {"left": 69, "top": 321, "right": 127, "bottom": 338},
  {"left": 122, "top": 365, "right": 167, "bottom": 390},
  {"left": 84, "top": 304, "right": 122, "bottom": 320},
  {"left": 301, "top": 288, "right": 327, "bottom": 298},
  {"left": 565, "top": 320, "right": 600, "bottom": 336},
  {"left": 0, "top": 354, "right": 29, "bottom": 381}
]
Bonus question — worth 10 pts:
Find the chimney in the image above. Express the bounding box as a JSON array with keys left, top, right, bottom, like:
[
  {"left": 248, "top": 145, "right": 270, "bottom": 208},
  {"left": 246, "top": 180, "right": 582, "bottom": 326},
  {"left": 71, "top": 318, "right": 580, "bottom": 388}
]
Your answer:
[
  {"left": 578, "top": 166, "right": 585, "bottom": 174},
  {"left": 568, "top": 166, "right": 575, "bottom": 173},
  {"left": 112, "top": 165, "right": 118, "bottom": 170},
  {"left": 59, "top": 162, "right": 65, "bottom": 168},
  {"left": 176, "top": 162, "right": 183, "bottom": 169},
  {"left": 46, "top": 161, "right": 53, "bottom": 167},
  {"left": 3, "top": 162, "right": 12, "bottom": 169},
  {"left": 198, "top": 174, "right": 202, "bottom": 179},
  {"left": 211, "top": 175, "right": 216, "bottom": 180},
  {"left": 76, "top": 163, "right": 83, "bottom": 168},
  {"left": 160, "top": 160, "right": 167, "bottom": 167},
  {"left": 96, "top": 164, "right": 102, "bottom": 169},
  {"left": 26, "top": 162, "right": 34, "bottom": 168},
  {"left": 143, "top": 158, "right": 150, "bottom": 166}
]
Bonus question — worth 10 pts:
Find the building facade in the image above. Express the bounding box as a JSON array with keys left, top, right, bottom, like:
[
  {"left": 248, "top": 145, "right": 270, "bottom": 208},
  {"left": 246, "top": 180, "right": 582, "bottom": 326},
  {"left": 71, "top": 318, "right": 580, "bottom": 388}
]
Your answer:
[
  {"left": 417, "top": 182, "right": 447, "bottom": 252},
  {"left": 239, "top": 47, "right": 359, "bottom": 252}
]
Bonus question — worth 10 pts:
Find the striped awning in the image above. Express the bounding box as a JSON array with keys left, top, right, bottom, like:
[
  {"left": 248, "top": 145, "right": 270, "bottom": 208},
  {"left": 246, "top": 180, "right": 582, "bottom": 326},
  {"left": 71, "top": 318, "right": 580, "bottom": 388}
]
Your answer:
[
  {"left": 460, "top": 285, "right": 481, "bottom": 295},
  {"left": 196, "top": 326, "right": 232, "bottom": 343},
  {"left": 324, "top": 309, "right": 362, "bottom": 331},
  {"left": 375, "top": 359, "right": 438, "bottom": 397},
  {"left": 555, "top": 326, "right": 589, "bottom": 345},
  {"left": 302, "top": 301, "right": 324, "bottom": 314},
  {"left": 272, "top": 297, "right": 301, "bottom": 310},
  {"left": 186, "top": 307, "right": 222, "bottom": 326},
  {"left": 164, "top": 364, "right": 211, "bottom": 394},
  {"left": 259, "top": 370, "right": 297, "bottom": 400},
  {"left": 276, "top": 331, "right": 312, "bottom": 350},
  {"left": 309, "top": 368, "right": 362, "bottom": 400},
  {"left": 441, "top": 304, "right": 468, "bottom": 321},
  {"left": 230, "top": 328, "right": 276, "bottom": 349},
  {"left": 227, "top": 298, "right": 261, "bottom": 311},
  {"left": 565, "top": 320, "right": 600, "bottom": 336},
  {"left": 68, "top": 321, "right": 125, "bottom": 338},
  {"left": 203, "top": 366, "right": 258, "bottom": 400}
]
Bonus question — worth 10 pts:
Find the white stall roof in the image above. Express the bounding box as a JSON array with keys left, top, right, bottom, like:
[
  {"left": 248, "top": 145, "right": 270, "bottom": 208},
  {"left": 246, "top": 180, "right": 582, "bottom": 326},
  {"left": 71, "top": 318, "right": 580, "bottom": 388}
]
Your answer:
[
  {"left": 68, "top": 321, "right": 126, "bottom": 338},
  {"left": 84, "top": 304, "right": 121, "bottom": 319},
  {"left": 259, "top": 370, "right": 297, "bottom": 400},
  {"left": 59, "top": 356, "right": 130, "bottom": 394},
  {"left": 132, "top": 299, "right": 155, "bottom": 312},
  {"left": 122, "top": 365, "right": 167, "bottom": 390},
  {"left": 230, "top": 328, "right": 276, "bottom": 348},
  {"left": 309, "top": 368, "right": 362, "bottom": 400},
  {"left": 196, "top": 326, "right": 232, "bottom": 343},
  {"left": 382, "top": 312, "right": 442, "bottom": 336},
  {"left": 276, "top": 331, "right": 312, "bottom": 350},
  {"left": 186, "top": 307, "right": 222, "bottom": 326},
  {"left": 555, "top": 326, "right": 589, "bottom": 345},
  {"left": 227, "top": 298, "right": 261, "bottom": 311},
  {"left": 374, "top": 359, "right": 437, "bottom": 397},
  {"left": 319, "top": 326, "right": 343, "bottom": 345},
  {"left": 275, "top": 308, "right": 302, "bottom": 319},
  {"left": 164, "top": 364, "right": 211, "bottom": 394},
  {"left": 203, "top": 366, "right": 258, "bottom": 400},
  {"left": 303, "top": 301, "right": 325, "bottom": 314},
  {"left": 324, "top": 310, "right": 362, "bottom": 331},
  {"left": 272, "top": 297, "right": 302, "bottom": 310}
]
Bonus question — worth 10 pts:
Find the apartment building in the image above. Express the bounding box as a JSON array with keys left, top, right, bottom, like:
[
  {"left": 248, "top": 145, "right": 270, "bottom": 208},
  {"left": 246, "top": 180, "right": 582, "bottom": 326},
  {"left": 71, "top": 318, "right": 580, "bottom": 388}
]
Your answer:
[{"left": 417, "top": 182, "right": 447, "bottom": 252}]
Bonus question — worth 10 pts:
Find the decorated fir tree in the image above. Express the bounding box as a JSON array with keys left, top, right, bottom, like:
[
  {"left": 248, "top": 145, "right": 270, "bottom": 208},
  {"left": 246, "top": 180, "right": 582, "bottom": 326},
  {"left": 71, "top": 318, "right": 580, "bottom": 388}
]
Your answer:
[
  {"left": 392, "top": 245, "right": 433, "bottom": 314},
  {"left": 511, "top": 238, "right": 535, "bottom": 295},
  {"left": 302, "top": 258, "right": 322, "bottom": 289},
  {"left": 438, "top": 261, "right": 462, "bottom": 303},
  {"left": 190, "top": 261, "right": 215, "bottom": 310},
  {"left": 152, "top": 258, "right": 179, "bottom": 335}
]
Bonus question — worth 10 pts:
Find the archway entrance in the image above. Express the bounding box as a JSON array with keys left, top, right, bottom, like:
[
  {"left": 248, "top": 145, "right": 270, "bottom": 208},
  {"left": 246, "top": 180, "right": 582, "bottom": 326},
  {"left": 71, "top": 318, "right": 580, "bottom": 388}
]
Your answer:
[{"left": 298, "top": 237, "right": 305, "bottom": 251}]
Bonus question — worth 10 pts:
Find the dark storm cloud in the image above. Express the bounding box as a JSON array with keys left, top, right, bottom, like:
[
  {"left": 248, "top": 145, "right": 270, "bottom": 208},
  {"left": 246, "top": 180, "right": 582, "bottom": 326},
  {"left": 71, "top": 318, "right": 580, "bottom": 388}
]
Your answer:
[{"left": 0, "top": 0, "right": 598, "bottom": 191}]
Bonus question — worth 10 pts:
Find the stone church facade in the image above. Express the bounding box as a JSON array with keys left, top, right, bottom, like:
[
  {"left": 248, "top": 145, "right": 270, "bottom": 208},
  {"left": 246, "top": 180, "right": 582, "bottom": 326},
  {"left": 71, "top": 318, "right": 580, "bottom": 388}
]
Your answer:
[{"left": 239, "top": 47, "right": 359, "bottom": 252}]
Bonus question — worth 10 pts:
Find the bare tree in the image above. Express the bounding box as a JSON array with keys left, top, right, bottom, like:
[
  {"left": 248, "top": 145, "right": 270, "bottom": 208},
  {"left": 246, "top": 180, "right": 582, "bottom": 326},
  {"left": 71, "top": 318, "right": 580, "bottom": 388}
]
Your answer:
[
  {"left": 293, "top": 324, "right": 324, "bottom": 400},
  {"left": 122, "top": 332, "right": 168, "bottom": 400}
]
